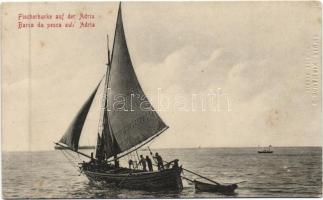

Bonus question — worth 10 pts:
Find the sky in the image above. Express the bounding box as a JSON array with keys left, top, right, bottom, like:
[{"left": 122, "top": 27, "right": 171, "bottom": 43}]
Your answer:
[{"left": 2, "top": 2, "right": 322, "bottom": 151}]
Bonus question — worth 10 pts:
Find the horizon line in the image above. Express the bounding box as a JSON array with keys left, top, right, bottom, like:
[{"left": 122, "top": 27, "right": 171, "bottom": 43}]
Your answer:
[{"left": 2, "top": 145, "right": 322, "bottom": 153}]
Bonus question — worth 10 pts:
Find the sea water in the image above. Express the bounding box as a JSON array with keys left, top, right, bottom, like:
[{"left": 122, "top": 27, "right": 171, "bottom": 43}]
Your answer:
[{"left": 2, "top": 147, "right": 322, "bottom": 198}]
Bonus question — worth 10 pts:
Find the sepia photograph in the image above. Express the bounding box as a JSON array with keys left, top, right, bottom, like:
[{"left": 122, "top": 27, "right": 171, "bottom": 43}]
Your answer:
[{"left": 1, "top": 1, "right": 322, "bottom": 198}]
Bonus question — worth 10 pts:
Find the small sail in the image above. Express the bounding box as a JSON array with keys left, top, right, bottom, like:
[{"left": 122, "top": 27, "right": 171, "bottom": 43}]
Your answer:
[
  {"left": 107, "top": 5, "right": 168, "bottom": 153},
  {"left": 99, "top": 106, "right": 121, "bottom": 159},
  {"left": 95, "top": 133, "right": 103, "bottom": 160},
  {"left": 59, "top": 81, "right": 101, "bottom": 151},
  {"left": 96, "top": 65, "right": 121, "bottom": 160}
]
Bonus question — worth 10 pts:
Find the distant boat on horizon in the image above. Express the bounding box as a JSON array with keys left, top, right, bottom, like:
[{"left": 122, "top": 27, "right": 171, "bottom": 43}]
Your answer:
[{"left": 258, "top": 145, "right": 273, "bottom": 153}]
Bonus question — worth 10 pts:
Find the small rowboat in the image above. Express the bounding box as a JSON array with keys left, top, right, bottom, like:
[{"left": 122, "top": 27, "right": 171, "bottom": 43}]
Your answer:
[{"left": 194, "top": 180, "right": 238, "bottom": 194}]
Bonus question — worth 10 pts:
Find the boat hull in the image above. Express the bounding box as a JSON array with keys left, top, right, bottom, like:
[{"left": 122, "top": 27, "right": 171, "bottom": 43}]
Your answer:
[
  {"left": 83, "top": 167, "right": 183, "bottom": 191},
  {"left": 194, "top": 180, "right": 237, "bottom": 195},
  {"left": 257, "top": 151, "right": 273, "bottom": 153}
]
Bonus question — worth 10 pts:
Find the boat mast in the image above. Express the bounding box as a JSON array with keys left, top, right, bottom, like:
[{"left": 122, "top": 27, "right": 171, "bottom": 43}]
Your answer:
[
  {"left": 96, "top": 34, "right": 119, "bottom": 166},
  {"left": 94, "top": 35, "right": 111, "bottom": 163},
  {"left": 107, "top": 34, "right": 111, "bottom": 66},
  {"left": 105, "top": 34, "right": 119, "bottom": 166}
]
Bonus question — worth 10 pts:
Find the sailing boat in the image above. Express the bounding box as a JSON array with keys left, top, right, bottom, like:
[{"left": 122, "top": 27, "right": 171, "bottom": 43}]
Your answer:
[
  {"left": 56, "top": 3, "right": 183, "bottom": 191},
  {"left": 257, "top": 145, "right": 273, "bottom": 153}
]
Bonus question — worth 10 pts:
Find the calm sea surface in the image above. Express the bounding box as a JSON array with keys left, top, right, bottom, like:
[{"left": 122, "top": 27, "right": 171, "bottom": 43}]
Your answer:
[{"left": 2, "top": 147, "right": 322, "bottom": 198}]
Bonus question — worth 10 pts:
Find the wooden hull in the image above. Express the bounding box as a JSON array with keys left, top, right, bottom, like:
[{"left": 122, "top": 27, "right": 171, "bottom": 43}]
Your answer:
[
  {"left": 83, "top": 167, "right": 183, "bottom": 191},
  {"left": 194, "top": 180, "right": 237, "bottom": 194}
]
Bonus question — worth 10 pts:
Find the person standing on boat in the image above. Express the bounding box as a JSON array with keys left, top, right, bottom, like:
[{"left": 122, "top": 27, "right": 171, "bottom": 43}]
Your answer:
[
  {"left": 128, "top": 159, "right": 134, "bottom": 169},
  {"left": 154, "top": 152, "right": 164, "bottom": 170},
  {"left": 145, "top": 155, "right": 153, "bottom": 171},
  {"left": 115, "top": 159, "right": 120, "bottom": 168},
  {"left": 139, "top": 155, "right": 147, "bottom": 171},
  {"left": 89, "top": 152, "right": 95, "bottom": 164}
]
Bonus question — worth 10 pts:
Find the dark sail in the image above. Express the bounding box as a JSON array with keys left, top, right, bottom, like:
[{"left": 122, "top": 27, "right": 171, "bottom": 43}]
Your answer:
[
  {"left": 96, "top": 64, "right": 121, "bottom": 160},
  {"left": 96, "top": 103, "right": 121, "bottom": 159},
  {"left": 59, "top": 81, "right": 101, "bottom": 151},
  {"left": 107, "top": 5, "right": 168, "bottom": 153},
  {"left": 95, "top": 133, "right": 103, "bottom": 160}
]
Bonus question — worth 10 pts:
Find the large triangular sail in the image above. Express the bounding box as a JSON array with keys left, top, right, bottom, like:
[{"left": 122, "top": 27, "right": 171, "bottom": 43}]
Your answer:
[
  {"left": 106, "top": 4, "right": 168, "bottom": 153},
  {"left": 58, "top": 3, "right": 168, "bottom": 158},
  {"left": 59, "top": 81, "right": 101, "bottom": 151}
]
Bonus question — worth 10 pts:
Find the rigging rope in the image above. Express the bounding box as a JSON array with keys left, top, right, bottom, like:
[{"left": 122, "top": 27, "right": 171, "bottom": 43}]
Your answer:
[
  {"left": 60, "top": 150, "right": 80, "bottom": 172},
  {"left": 77, "top": 153, "right": 81, "bottom": 162}
]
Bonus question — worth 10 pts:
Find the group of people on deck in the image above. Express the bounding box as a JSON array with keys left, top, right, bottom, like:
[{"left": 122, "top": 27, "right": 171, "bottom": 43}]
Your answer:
[{"left": 128, "top": 152, "right": 164, "bottom": 172}]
